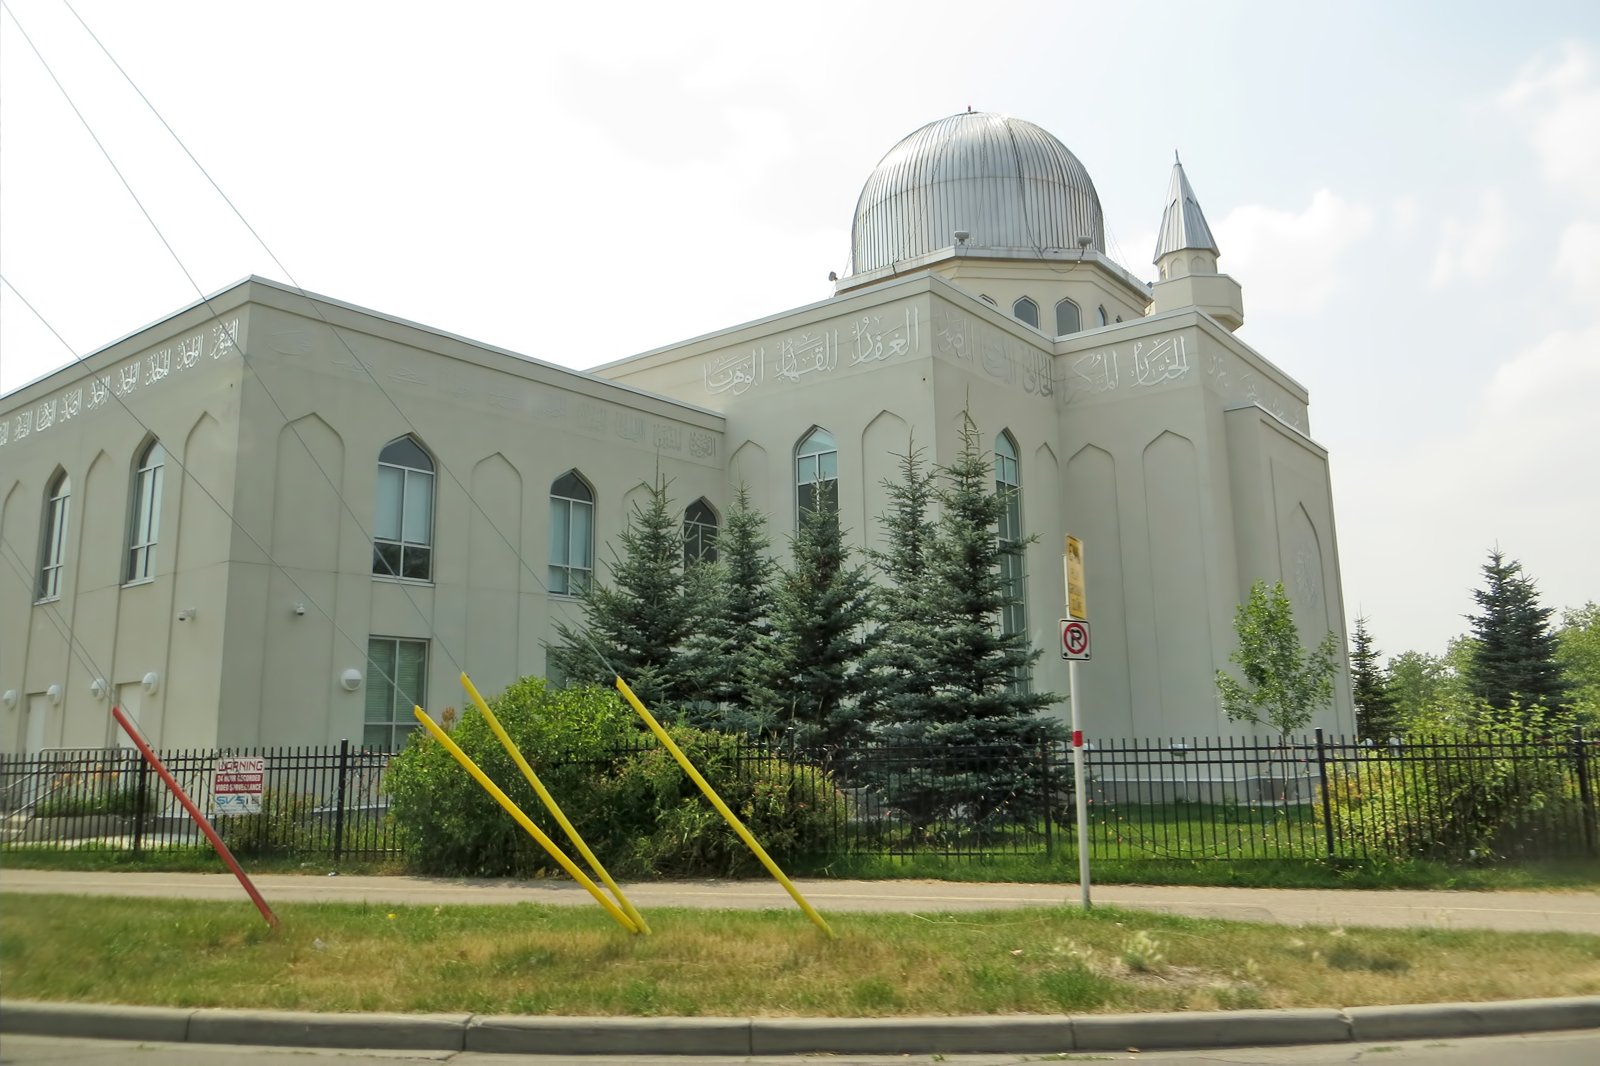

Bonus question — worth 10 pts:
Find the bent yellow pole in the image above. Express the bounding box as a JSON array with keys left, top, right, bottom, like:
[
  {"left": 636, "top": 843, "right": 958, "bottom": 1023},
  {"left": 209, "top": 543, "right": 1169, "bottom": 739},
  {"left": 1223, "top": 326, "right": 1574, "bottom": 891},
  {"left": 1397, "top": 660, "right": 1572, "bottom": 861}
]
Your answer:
[
  {"left": 460, "top": 672, "right": 650, "bottom": 935},
  {"left": 614, "top": 677, "right": 835, "bottom": 938},
  {"left": 410, "top": 707, "right": 639, "bottom": 934}
]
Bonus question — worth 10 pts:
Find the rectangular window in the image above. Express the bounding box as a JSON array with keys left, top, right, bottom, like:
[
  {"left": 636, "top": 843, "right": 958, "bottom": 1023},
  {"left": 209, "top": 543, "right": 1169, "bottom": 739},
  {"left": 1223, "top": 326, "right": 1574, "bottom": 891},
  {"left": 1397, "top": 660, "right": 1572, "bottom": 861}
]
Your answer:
[
  {"left": 549, "top": 495, "right": 593, "bottom": 594},
  {"left": 364, "top": 637, "right": 428, "bottom": 750}
]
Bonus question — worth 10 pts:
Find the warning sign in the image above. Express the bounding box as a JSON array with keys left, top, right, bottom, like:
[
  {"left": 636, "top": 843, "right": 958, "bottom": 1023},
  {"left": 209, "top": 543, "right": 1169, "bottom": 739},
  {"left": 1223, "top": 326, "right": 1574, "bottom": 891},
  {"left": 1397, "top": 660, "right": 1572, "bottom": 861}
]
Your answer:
[
  {"left": 213, "top": 756, "right": 264, "bottom": 815},
  {"left": 1060, "top": 618, "right": 1091, "bottom": 661}
]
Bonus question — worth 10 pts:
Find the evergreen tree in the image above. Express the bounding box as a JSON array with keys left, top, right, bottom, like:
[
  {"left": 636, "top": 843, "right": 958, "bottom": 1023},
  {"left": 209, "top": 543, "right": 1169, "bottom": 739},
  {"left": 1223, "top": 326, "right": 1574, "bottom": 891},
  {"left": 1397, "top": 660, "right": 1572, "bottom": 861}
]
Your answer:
[
  {"left": 1349, "top": 615, "right": 1400, "bottom": 739},
  {"left": 859, "top": 443, "right": 940, "bottom": 728},
  {"left": 764, "top": 497, "right": 876, "bottom": 748},
  {"left": 545, "top": 478, "right": 697, "bottom": 709},
  {"left": 881, "top": 414, "right": 1062, "bottom": 830},
  {"left": 1465, "top": 549, "right": 1569, "bottom": 718},
  {"left": 1216, "top": 580, "right": 1340, "bottom": 735},
  {"left": 678, "top": 487, "right": 781, "bottom": 736}
]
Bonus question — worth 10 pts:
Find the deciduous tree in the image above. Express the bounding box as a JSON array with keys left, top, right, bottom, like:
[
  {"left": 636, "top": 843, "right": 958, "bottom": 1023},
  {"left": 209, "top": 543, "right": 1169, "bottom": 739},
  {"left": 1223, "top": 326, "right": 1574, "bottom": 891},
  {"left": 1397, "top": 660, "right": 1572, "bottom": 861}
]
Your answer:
[{"left": 1216, "top": 580, "right": 1340, "bottom": 735}]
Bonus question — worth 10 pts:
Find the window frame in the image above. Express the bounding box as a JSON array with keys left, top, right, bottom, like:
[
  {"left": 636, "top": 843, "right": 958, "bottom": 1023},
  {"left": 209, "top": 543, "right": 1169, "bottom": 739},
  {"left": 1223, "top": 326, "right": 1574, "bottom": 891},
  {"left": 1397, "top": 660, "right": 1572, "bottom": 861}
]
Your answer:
[
  {"left": 125, "top": 439, "right": 165, "bottom": 584},
  {"left": 363, "top": 636, "right": 428, "bottom": 751},
  {"left": 36, "top": 470, "right": 70, "bottom": 603},
  {"left": 372, "top": 436, "right": 435, "bottom": 583},
  {"left": 1055, "top": 298, "right": 1081, "bottom": 336},
  {"left": 683, "top": 498, "right": 719, "bottom": 566},
  {"left": 1013, "top": 296, "right": 1039, "bottom": 328},
  {"left": 995, "top": 432, "right": 1029, "bottom": 689},
  {"left": 794, "top": 427, "right": 839, "bottom": 520},
  {"left": 549, "top": 470, "right": 595, "bottom": 596}
]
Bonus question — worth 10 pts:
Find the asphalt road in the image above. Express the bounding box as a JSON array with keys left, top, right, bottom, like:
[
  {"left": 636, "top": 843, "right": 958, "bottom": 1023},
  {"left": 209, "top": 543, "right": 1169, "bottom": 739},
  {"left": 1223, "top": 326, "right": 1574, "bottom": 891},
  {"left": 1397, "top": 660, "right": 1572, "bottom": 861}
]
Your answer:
[
  {"left": 5, "top": 1031, "right": 1600, "bottom": 1065},
  {"left": 3, "top": 869, "right": 1599, "bottom": 934}
]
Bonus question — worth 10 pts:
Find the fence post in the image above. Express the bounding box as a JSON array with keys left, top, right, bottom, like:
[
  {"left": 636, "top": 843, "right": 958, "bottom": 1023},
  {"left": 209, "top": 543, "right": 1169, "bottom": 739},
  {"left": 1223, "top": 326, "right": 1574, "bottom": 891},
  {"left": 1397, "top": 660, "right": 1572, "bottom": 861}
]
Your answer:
[
  {"left": 1574, "top": 726, "right": 1598, "bottom": 859},
  {"left": 1315, "top": 728, "right": 1336, "bottom": 859},
  {"left": 1040, "top": 739, "right": 1054, "bottom": 858},
  {"left": 334, "top": 739, "right": 349, "bottom": 864},
  {"left": 132, "top": 757, "right": 150, "bottom": 859}
]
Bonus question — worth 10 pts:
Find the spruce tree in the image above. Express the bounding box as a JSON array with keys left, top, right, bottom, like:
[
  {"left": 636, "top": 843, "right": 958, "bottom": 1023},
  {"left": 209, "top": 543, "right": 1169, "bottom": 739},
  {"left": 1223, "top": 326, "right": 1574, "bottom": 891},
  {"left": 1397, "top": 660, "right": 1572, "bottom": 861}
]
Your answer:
[
  {"left": 1349, "top": 615, "right": 1399, "bottom": 739},
  {"left": 678, "top": 487, "right": 781, "bottom": 736},
  {"left": 859, "top": 443, "right": 940, "bottom": 729},
  {"left": 882, "top": 414, "right": 1062, "bottom": 830},
  {"left": 765, "top": 497, "right": 875, "bottom": 748},
  {"left": 1465, "top": 549, "right": 1569, "bottom": 718},
  {"left": 545, "top": 478, "right": 696, "bottom": 709}
]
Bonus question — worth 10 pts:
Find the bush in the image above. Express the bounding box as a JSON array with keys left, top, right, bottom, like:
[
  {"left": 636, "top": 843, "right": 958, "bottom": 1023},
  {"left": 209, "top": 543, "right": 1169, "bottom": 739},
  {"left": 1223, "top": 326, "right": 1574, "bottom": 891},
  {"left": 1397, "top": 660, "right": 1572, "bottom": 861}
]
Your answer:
[
  {"left": 215, "top": 790, "right": 329, "bottom": 856},
  {"left": 384, "top": 678, "right": 846, "bottom": 878},
  {"left": 1319, "top": 714, "right": 1583, "bottom": 861}
]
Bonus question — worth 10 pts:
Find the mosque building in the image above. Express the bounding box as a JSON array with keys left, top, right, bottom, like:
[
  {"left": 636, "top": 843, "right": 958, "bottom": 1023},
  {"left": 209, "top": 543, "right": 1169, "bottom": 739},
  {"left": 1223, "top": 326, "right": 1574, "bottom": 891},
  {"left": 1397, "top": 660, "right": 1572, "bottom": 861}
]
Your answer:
[{"left": 0, "top": 111, "right": 1354, "bottom": 754}]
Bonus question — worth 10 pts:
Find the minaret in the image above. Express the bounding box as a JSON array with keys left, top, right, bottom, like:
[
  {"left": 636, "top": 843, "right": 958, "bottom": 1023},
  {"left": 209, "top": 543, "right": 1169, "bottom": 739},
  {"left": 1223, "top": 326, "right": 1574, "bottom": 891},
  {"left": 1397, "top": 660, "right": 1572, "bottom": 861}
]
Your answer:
[{"left": 1149, "top": 153, "right": 1244, "bottom": 331}]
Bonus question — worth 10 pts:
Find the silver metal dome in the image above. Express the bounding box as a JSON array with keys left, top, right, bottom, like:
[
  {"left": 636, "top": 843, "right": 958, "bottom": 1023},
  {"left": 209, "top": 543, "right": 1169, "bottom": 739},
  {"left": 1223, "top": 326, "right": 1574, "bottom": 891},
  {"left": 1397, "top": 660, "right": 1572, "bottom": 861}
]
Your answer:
[{"left": 849, "top": 112, "right": 1106, "bottom": 274}]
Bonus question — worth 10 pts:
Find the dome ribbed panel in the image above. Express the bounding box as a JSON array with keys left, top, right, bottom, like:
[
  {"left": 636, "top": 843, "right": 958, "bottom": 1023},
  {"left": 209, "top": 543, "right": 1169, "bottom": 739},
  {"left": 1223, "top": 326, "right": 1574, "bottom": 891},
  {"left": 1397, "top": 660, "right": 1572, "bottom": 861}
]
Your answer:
[{"left": 850, "top": 113, "right": 1105, "bottom": 274}]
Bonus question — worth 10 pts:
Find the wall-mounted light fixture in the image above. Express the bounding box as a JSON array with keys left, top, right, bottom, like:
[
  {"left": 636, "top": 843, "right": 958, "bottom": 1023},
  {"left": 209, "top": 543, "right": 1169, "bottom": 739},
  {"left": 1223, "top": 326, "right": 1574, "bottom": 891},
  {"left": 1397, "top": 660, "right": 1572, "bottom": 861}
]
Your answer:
[
  {"left": 177, "top": 607, "right": 196, "bottom": 622},
  {"left": 142, "top": 672, "right": 160, "bottom": 696},
  {"left": 293, "top": 602, "right": 307, "bottom": 616},
  {"left": 46, "top": 684, "right": 63, "bottom": 705},
  {"left": 90, "top": 678, "right": 108, "bottom": 700},
  {"left": 2, "top": 689, "right": 18, "bottom": 709},
  {"left": 339, "top": 668, "right": 363, "bottom": 692}
]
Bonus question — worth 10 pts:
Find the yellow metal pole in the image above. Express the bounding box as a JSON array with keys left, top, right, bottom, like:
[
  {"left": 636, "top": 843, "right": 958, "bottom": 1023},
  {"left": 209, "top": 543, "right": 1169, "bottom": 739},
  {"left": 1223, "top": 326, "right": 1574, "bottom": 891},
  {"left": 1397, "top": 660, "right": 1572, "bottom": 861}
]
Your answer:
[
  {"left": 613, "top": 677, "right": 835, "bottom": 938},
  {"left": 459, "top": 672, "right": 651, "bottom": 935},
  {"left": 409, "top": 707, "right": 639, "bottom": 934}
]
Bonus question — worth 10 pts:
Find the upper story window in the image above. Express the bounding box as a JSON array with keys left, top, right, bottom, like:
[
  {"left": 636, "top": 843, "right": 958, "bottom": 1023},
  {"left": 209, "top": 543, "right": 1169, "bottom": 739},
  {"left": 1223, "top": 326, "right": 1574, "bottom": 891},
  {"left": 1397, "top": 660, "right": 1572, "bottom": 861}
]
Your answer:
[
  {"left": 37, "top": 469, "right": 70, "bottom": 602},
  {"left": 1055, "top": 299, "right": 1081, "bottom": 336},
  {"left": 549, "top": 471, "right": 594, "bottom": 595},
  {"left": 684, "top": 499, "right": 719, "bottom": 566},
  {"left": 1097, "top": 305, "right": 1109, "bottom": 327},
  {"left": 373, "top": 436, "right": 434, "bottom": 581},
  {"left": 1013, "top": 296, "right": 1039, "bottom": 328},
  {"left": 795, "top": 427, "right": 839, "bottom": 518},
  {"left": 125, "top": 439, "right": 165, "bottom": 583},
  {"left": 980, "top": 294, "right": 997, "bottom": 306}
]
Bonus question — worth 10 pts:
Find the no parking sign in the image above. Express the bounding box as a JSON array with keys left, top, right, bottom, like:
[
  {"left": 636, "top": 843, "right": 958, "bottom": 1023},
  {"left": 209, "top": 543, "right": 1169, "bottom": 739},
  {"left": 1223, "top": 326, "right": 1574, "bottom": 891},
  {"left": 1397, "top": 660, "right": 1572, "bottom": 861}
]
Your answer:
[{"left": 1060, "top": 618, "right": 1091, "bottom": 661}]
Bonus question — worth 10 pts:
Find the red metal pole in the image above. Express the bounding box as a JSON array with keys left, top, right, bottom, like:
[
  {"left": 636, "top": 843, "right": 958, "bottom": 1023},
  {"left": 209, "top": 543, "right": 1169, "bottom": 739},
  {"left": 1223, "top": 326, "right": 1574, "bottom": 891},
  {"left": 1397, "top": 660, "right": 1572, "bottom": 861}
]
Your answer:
[{"left": 110, "top": 705, "right": 280, "bottom": 929}]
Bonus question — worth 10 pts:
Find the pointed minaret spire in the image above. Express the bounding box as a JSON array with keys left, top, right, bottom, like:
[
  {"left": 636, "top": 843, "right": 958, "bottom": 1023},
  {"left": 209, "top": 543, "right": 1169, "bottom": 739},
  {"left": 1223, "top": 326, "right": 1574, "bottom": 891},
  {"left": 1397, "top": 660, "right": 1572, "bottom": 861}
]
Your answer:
[
  {"left": 1153, "top": 155, "right": 1219, "bottom": 264},
  {"left": 1150, "top": 154, "right": 1243, "bottom": 331}
]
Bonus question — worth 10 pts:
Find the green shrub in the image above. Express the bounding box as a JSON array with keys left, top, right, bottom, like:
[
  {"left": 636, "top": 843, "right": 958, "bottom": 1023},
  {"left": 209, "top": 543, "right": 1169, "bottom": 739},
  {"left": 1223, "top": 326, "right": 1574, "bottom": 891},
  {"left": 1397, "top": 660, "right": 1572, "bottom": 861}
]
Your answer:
[
  {"left": 34, "top": 783, "right": 144, "bottom": 818},
  {"left": 215, "top": 790, "right": 329, "bottom": 856},
  {"left": 384, "top": 678, "right": 846, "bottom": 878},
  {"left": 1320, "top": 713, "right": 1582, "bottom": 860}
]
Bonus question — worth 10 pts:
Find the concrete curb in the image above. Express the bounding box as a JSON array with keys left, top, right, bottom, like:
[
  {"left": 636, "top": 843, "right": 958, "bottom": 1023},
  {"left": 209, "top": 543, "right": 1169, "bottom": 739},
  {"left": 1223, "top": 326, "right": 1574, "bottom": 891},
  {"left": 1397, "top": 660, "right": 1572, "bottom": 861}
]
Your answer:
[{"left": 3, "top": 997, "right": 1599, "bottom": 1055}]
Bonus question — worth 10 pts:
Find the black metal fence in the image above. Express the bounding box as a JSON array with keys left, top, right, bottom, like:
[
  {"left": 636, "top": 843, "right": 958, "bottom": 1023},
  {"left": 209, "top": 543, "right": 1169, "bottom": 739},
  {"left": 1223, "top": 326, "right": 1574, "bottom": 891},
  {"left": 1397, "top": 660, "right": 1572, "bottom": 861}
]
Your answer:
[
  {"left": 0, "top": 741, "right": 397, "bottom": 860},
  {"left": 3, "top": 728, "right": 1595, "bottom": 865}
]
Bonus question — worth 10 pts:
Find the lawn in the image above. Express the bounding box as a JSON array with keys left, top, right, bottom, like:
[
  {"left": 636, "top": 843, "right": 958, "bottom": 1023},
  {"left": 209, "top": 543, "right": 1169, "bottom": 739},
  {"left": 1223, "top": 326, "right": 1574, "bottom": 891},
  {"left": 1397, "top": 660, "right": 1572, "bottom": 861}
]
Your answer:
[{"left": 3, "top": 894, "right": 1598, "bottom": 1017}]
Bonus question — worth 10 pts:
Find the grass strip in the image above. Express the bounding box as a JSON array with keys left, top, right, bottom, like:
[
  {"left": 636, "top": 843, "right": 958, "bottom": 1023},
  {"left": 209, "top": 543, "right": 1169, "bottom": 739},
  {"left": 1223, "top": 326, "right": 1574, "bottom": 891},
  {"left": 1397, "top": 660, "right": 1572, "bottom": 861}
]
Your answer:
[
  {"left": 6, "top": 847, "right": 1600, "bottom": 892},
  {"left": 3, "top": 894, "right": 1598, "bottom": 1017}
]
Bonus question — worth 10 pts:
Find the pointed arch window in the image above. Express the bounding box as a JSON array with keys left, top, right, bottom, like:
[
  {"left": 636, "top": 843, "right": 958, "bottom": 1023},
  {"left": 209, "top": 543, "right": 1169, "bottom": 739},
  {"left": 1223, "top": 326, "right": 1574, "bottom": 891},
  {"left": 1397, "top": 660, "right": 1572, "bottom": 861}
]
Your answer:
[
  {"left": 1097, "top": 305, "right": 1109, "bottom": 327},
  {"left": 125, "top": 439, "right": 165, "bottom": 583},
  {"left": 373, "top": 435, "right": 435, "bottom": 581},
  {"left": 1013, "top": 296, "right": 1039, "bottom": 328},
  {"left": 995, "top": 432, "right": 1028, "bottom": 676},
  {"left": 795, "top": 427, "right": 838, "bottom": 518},
  {"left": 37, "top": 470, "right": 71, "bottom": 602},
  {"left": 550, "top": 471, "right": 594, "bottom": 595},
  {"left": 684, "top": 499, "right": 719, "bottom": 566},
  {"left": 1055, "top": 298, "right": 1081, "bottom": 336}
]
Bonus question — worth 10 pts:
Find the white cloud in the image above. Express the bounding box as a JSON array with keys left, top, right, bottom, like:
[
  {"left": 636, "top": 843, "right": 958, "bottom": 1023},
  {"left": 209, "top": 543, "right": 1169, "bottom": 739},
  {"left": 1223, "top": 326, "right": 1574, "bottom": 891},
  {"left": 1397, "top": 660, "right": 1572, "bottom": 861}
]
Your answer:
[
  {"left": 1501, "top": 42, "right": 1600, "bottom": 203},
  {"left": 1339, "top": 322, "right": 1600, "bottom": 653},
  {"left": 1427, "top": 189, "right": 1511, "bottom": 288},
  {"left": 1552, "top": 219, "right": 1600, "bottom": 301},
  {"left": 1216, "top": 190, "right": 1373, "bottom": 314}
]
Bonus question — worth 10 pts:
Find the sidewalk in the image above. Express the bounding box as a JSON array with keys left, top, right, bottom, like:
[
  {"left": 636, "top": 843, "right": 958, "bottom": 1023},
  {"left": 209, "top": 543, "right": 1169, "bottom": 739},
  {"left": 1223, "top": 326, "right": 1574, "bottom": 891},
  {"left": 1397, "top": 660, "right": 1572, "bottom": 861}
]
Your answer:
[
  {"left": 3, "top": 868, "right": 1599, "bottom": 1057},
  {"left": 3, "top": 867, "right": 1599, "bottom": 933}
]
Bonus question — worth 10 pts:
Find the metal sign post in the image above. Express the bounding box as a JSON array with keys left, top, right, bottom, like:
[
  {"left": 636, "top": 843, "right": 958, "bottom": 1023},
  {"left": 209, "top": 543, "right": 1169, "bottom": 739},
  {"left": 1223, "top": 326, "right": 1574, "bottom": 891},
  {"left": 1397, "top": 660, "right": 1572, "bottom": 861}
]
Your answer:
[{"left": 1063, "top": 536, "right": 1091, "bottom": 911}]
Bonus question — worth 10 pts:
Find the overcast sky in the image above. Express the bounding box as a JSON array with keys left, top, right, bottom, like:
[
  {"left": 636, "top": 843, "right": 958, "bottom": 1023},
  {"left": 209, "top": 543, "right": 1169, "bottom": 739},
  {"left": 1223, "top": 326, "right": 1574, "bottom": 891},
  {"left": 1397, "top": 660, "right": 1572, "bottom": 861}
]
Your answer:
[{"left": 2, "top": 1, "right": 1595, "bottom": 660}]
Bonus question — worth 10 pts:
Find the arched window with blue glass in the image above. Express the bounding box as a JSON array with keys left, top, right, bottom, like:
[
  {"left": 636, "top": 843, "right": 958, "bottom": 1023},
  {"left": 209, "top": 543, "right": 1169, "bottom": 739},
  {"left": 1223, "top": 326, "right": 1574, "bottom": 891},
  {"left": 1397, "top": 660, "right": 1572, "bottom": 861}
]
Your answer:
[
  {"left": 373, "top": 435, "right": 435, "bottom": 581},
  {"left": 549, "top": 470, "right": 594, "bottom": 595},
  {"left": 995, "top": 431, "right": 1028, "bottom": 683}
]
